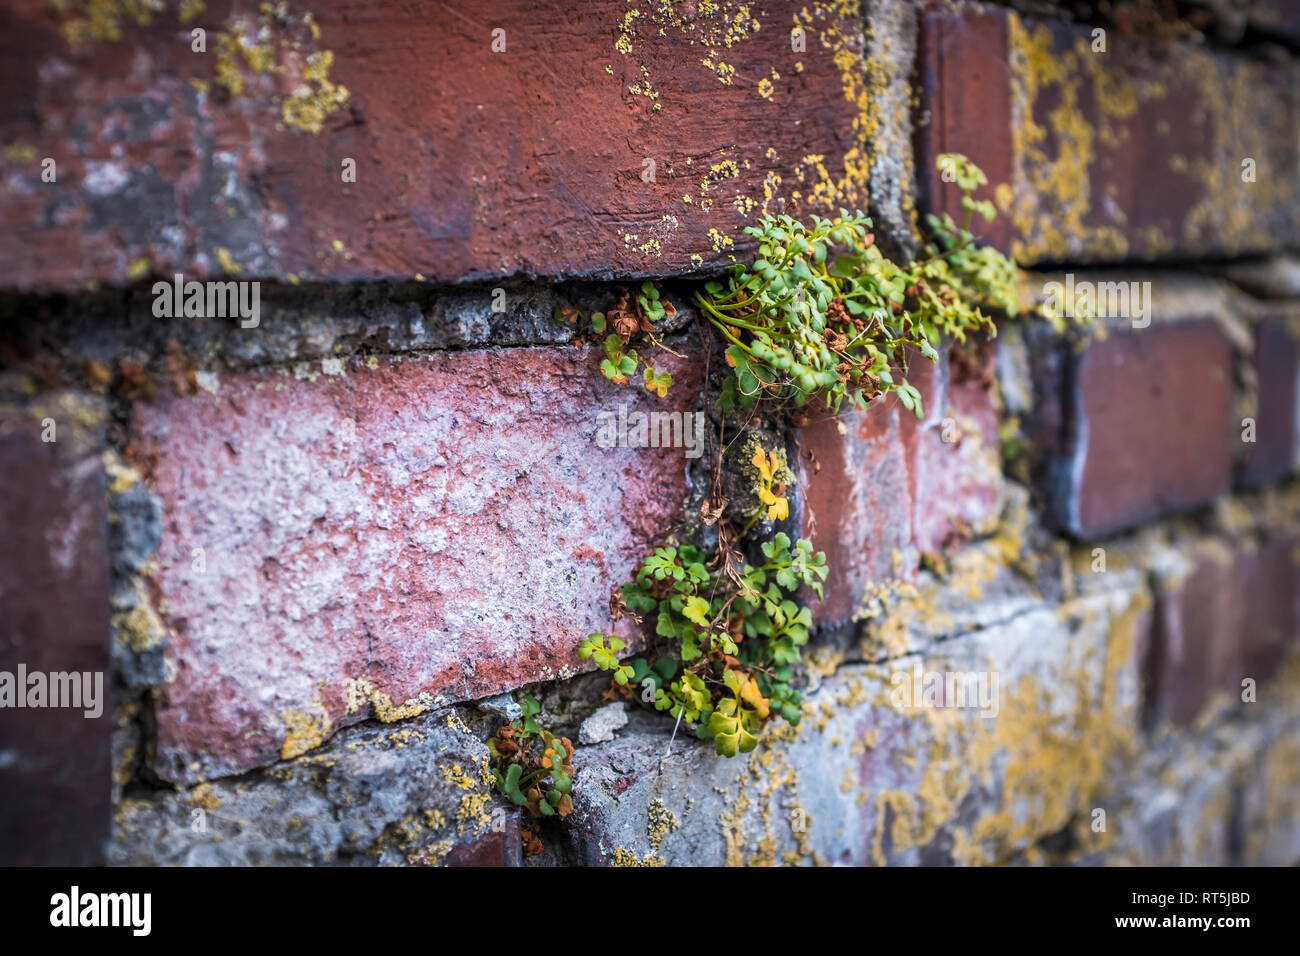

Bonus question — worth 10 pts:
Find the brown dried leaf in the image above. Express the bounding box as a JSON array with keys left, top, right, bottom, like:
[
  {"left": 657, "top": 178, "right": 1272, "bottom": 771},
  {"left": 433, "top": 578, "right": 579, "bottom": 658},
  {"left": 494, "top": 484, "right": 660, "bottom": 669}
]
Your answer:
[
  {"left": 609, "top": 587, "right": 630, "bottom": 622},
  {"left": 610, "top": 310, "right": 638, "bottom": 342},
  {"left": 116, "top": 360, "right": 152, "bottom": 401},
  {"left": 83, "top": 360, "right": 112, "bottom": 388},
  {"left": 608, "top": 290, "right": 638, "bottom": 342},
  {"left": 163, "top": 339, "right": 198, "bottom": 397},
  {"left": 521, "top": 827, "right": 545, "bottom": 857},
  {"left": 699, "top": 493, "right": 729, "bottom": 526}
]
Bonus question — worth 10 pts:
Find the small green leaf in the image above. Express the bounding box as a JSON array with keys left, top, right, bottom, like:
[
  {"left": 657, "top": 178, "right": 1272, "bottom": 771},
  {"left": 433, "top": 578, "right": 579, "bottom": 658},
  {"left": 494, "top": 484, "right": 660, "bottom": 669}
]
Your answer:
[
  {"left": 682, "top": 596, "right": 711, "bottom": 627},
  {"left": 643, "top": 366, "right": 673, "bottom": 398}
]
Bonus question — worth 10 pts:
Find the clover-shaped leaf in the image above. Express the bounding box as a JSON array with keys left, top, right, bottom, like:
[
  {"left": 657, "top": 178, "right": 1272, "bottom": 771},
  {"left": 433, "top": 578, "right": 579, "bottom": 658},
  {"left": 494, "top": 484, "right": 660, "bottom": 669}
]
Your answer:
[
  {"left": 600, "top": 358, "right": 628, "bottom": 385},
  {"left": 579, "top": 634, "right": 634, "bottom": 684},
  {"left": 643, "top": 365, "right": 673, "bottom": 398},
  {"left": 705, "top": 669, "right": 768, "bottom": 756},
  {"left": 707, "top": 698, "right": 760, "bottom": 757},
  {"left": 682, "top": 596, "right": 712, "bottom": 628},
  {"left": 500, "top": 762, "right": 527, "bottom": 805}
]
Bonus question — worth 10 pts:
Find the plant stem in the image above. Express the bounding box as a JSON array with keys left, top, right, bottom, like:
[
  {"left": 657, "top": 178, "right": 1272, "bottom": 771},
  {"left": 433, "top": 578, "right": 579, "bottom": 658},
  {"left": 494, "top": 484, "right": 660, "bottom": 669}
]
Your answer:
[
  {"left": 703, "top": 313, "right": 758, "bottom": 357},
  {"left": 713, "top": 283, "right": 769, "bottom": 311}
]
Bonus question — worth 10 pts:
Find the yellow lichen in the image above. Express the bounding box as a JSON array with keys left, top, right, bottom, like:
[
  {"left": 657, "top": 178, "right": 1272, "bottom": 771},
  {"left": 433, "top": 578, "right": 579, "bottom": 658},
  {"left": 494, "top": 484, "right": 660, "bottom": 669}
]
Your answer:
[
  {"left": 281, "top": 50, "right": 350, "bottom": 135},
  {"left": 281, "top": 699, "right": 331, "bottom": 759},
  {"left": 647, "top": 797, "right": 680, "bottom": 853},
  {"left": 210, "top": 4, "right": 349, "bottom": 135},
  {"left": 112, "top": 599, "right": 165, "bottom": 653},
  {"left": 1004, "top": 12, "right": 1291, "bottom": 262},
  {"left": 188, "top": 782, "right": 221, "bottom": 810},
  {"left": 213, "top": 247, "right": 241, "bottom": 275},
  {"left": 2, "top": 142, "right": 38, "bottom": 165},
  {"left": 345, "top": 677, "right": 437, "bottom": 723},
  {"left": 58, "top": 0, "right": 163, "bottom": 48}
]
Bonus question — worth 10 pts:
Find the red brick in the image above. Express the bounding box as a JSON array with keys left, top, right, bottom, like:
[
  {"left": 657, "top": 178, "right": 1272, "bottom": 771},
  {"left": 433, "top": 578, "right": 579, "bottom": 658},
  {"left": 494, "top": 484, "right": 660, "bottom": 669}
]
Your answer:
[
  {"left": 1240, "top": 317, "right": 1298, "bottom": 488},
  {"left": 911, "top": 341, "right": 1004, "bottom": 556},
  {"left": 797, "top": 345, "right": 1004, "bottom": 627},
  {"left": 796, "top": 394, "right": 914, "bottom": 629},
  {"left": 1050, "top": 320, "right": 1235, "bottom": 538},
  {"left": 1237, "top": 537, "right": 1300, "bottom": 685},
  {"left": 0, "top": 0, "right": 872, "bottom": 292},
  {"left": 132, "top": 348, "right": 703, "bottom": 784},
  {"left": 1145, "top": 537, "right": 1299, "bottom": 728},
  {"left": 0, "top": 400, "right": 111, "bottom": 865},
  {"left": 918, "top": 4, "right": 1300, "bottom": 264},
  {"left": 916, "top": 4, "right": 1014, "bottom": 252},
  {"left": 1146, "top": 551, "right": 1240, "bottom": 727},
  {"left": 441, "top": 814, "right": 521, "bottom": 868}
]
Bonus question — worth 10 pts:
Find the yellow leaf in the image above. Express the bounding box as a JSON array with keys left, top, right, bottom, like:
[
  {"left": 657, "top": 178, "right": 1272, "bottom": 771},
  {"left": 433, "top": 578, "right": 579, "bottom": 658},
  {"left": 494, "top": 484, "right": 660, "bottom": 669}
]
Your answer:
[{"left": 738, "top": 673, "right": 770, "bottom": 719}]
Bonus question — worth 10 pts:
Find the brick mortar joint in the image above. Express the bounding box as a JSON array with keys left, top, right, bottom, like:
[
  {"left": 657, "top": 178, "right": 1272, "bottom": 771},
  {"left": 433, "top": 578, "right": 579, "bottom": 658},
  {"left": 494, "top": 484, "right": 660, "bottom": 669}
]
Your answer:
[
  {"left": 6, "top": 265, "right": 1291, "bottom": 381},
  {"left": 0, "top": 278, "right": 712, "bottom": 376}
]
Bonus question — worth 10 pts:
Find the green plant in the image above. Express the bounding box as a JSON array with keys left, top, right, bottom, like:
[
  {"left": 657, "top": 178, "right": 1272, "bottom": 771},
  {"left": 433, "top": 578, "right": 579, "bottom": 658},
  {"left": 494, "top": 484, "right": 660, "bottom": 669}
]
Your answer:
[
  {"left": 577, "top": 633, "right": 635, "bottom": 684},
  {"left": 555, "top": 281, "right": 676, "bottom": 394},
  {"left": 488, "top": 695, "right": 575, "bottom": 818},
  {"left": 560, "top": 154, "right": 1090, "bottom": 770},
  {"left": 584, "top": 526, "right": 827, "bottom": 757},
  {"left": 693, "top": 153, "right": 1067, "bottom": 417},
  {"left": 919, "top": 153, "right": 1027, "bottom": 332}
]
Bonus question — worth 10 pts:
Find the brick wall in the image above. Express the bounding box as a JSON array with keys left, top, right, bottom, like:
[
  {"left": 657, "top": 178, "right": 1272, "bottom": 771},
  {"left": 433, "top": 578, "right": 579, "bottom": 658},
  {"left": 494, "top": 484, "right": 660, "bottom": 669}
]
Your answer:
[{"left": 2, "top": 0, "right": 1299, "bottom": 867}]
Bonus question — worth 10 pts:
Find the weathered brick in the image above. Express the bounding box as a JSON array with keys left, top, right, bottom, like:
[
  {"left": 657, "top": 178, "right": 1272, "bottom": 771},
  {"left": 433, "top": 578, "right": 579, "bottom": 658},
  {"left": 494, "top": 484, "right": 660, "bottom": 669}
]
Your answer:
[
  {"left": 911, "top": 340, "right": 1004, "bottom": 557},
  {"left": 1145, "top": 545, "right": 1243, "bottom": 728},
  {"left": 0, "top": 395, "right": 111, "bottom": 865},
  {"left": 796, "top": 392, "right": 915, "bottom": 629},
  {"left": 1091, "top": 697, "right": 1300, "bottom": 866},
  {"left": 796, "top": 344, "right": 1005, "bottom": 628},
  {"left": 0, "top": 0, "right": 888, "bottom": 291},
  {"left": 567, "top": 581, "right": 1150, "bottom": 866},
  {"left": 1144, "top": 537, "right": 1299, "bottom": 728},
  {"left": 918, "top": 4, "right": 1300, "bottom": 264},
  {"left": 1241, "top": 721, "right": 1300, "bottom": 866},
  {"left": 1240, "top": 316, "right": 1299, "bottom": 487},
  {"left": 132, "top": 348, "right": 703, "bottom": 784},
  {"left": 1236, "top": 537, "right": 1300, "bottom": 688},
  {"left": 110, "top": 703, "right": 516, "bottom": 865},
  {"left": 442, "top": 816, "right": 521, "bottom": 868},
  {"left": 1042, "top": 319, "right": 1235, "bottom": 538},
  {"left": 916, "top": 3, "right": 1014, "bottom": 251}
]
